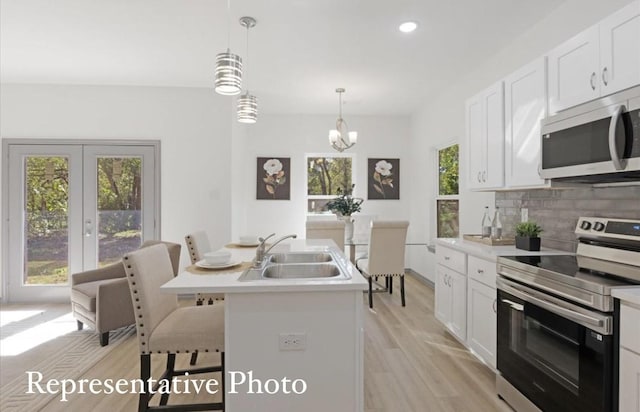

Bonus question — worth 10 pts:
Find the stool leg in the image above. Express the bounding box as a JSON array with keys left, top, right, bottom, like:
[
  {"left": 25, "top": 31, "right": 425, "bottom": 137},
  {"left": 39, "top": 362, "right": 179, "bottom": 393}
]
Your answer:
[
  {"left": 160, "top": 354, "right": 176, "bottom": 406},
  {"left": 401, "top": 275, "right": 406, "bottom": 307},
  {"left": 389, "top": 277, "right": 393, "bottom": 294},
  {"left": 99, "top": 332, "right": 109, "bottom": 346},
  {"left": 368, "top": 277, "right": 373, "bottom": 309},
  {"left": 190, "top": 351, "right": 198, "bottom": 365},
  {"left": 139, "top": 354, "right": 151, "bottom": 412}
]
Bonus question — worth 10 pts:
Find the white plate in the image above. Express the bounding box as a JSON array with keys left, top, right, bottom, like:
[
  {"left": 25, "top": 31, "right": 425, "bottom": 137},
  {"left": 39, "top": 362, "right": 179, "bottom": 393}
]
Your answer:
[
  {"left": 237, "top": 241, "right": 260, "bottom": 247},
  {"left": 195, "top": 259, "right": 241, "bottom": 269}
]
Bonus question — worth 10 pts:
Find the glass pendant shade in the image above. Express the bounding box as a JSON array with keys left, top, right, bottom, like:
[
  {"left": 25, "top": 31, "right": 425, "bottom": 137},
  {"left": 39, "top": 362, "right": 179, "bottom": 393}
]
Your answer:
[
  {"left": 215, "top": 49, "right": 243, "bottom": 95},
  {"left": 237, "top": 92, "right": 258, "bottom": 123}
]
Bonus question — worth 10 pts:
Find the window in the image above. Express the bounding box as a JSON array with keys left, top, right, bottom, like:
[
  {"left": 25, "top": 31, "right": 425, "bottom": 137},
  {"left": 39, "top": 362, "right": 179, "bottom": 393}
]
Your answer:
[
  {"left": 436, "top": 144, "right": 459, "bottom": 237},
  {"left": 306, "top": 155, "right": 353, "bottom": 213}
]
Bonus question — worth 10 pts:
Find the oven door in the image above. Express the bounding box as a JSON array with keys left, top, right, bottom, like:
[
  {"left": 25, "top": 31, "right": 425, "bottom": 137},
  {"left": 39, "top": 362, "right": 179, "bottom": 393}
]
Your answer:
[{"left": 497, "top": 277, "right": 614, "bottom": 412}]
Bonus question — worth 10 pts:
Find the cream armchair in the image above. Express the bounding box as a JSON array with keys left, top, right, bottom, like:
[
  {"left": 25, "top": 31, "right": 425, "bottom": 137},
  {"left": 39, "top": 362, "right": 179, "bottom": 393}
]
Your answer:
[{"left": 71, "top": 240, "right": 181, "bottom": 346}]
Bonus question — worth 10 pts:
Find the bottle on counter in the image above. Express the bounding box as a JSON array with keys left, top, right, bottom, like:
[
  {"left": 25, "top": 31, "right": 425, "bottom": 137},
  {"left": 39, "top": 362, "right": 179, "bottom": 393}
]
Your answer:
[
  {"left": 481, "top": 206, "right": 492, "bottom": 238},
  {"left": 491, "top": 206, "right": 502, "bottom": 239}
]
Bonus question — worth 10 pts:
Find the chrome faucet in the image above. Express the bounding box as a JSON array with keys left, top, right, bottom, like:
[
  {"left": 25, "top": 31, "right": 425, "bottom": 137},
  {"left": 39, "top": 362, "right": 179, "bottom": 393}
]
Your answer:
[{"left": 253, "top": 233, "right": 298, "bottom": 267}]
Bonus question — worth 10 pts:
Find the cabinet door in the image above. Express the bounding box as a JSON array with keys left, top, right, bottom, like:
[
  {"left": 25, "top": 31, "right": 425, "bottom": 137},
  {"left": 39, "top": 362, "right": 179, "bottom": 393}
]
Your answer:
[
  {"left": 467, "top": 279, "right": 497, "bottom": 368},
  {"left": 449, "top": 269, "right": 467, "bottom": 341},
  {"left": 548, "top": 26, "right": 600, "bottom": 114},
  {"left": 434, "top": 265, "right": 451, "bottom": 325},
  {"left": 482, "top": 82, "right": 505, "bottom": 188},
  {"left": 504, "top": 58, "right": 548, "bottom": 188},
  {"left": 466, "top": 95, "right": 484, "bottom": 190},
  {"left": 600, "top": 0, "right": 640, "bottom": 96},
  {"left": 619, "top": 347, "right": 640, "bottom": 412}
]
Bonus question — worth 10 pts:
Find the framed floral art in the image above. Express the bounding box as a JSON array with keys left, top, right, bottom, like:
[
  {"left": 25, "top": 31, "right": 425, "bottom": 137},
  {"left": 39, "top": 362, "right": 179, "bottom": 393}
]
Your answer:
[
  {"left": 367, "top": 158, "right": 400, "bottom": 200},
  {"left": 257, "top": 157, "right": 290, "bottom": 200}
]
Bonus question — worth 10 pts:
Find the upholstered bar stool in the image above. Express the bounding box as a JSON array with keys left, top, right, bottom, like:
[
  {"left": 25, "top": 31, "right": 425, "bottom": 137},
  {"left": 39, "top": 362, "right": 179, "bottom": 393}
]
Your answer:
[
  {"left": 356, "top": 220, "right": 409, "bottom": 309},
  {"left": 185, "top": 231, "right": 226, "bottom": 305},
  {"left": 305, "top": 220, "right": 346, "bottom": 251},
  {"left": 124, "top": 244, "right": 225, "bottom": 412}
]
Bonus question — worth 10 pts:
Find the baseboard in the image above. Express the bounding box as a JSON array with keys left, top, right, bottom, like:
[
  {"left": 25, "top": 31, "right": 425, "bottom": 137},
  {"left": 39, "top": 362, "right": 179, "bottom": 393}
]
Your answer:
[{"left": 405, "top": 268, "right": 434, "bottom": 288}]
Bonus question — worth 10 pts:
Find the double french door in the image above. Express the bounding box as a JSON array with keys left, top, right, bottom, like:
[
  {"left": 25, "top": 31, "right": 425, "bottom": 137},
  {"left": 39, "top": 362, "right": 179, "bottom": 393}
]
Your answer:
[{"left": 5, "top": 142, "right": 159, "bottom": 302}]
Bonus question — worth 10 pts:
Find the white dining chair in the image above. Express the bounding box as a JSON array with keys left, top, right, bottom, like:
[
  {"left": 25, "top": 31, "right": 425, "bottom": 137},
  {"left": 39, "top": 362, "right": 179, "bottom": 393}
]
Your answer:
[
  {"left": 356, "top": 220, "right": 409, "bottom": 309},
  {"left": 306, "top": 220, "right": 346, "bottom": 251}
]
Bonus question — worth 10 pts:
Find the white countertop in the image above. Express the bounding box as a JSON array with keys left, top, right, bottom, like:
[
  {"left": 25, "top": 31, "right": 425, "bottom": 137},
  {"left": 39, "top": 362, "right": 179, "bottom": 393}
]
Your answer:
[
  {"left": 435, "top": 237, "right": 571, "bottom": 261},
  {"left": 161, "top": 239, "right": 368, "bottom": 294},
  {"left": 612, "top": 286, "right": 640, "bottom": 307}
]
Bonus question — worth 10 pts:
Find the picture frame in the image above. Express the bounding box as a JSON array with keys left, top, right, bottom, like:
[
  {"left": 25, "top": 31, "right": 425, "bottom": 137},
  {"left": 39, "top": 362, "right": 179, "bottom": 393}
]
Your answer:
[
  {"left": 367, "top": 158, "right": 400, "bottom": 200},
  {"left": 256, "top": 157, "right": 290, "bottom": 200}
]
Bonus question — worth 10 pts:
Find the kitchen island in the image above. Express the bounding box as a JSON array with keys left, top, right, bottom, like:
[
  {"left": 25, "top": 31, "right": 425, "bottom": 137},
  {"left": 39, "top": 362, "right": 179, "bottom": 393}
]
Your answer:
[{"left": 161, "top": 239, "right": 368, "bottom": 412}]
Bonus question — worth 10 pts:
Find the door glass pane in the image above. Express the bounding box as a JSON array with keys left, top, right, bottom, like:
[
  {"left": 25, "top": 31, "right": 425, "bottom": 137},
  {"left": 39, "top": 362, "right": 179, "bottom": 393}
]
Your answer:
[
  {"left": 24, "top": 157, "right": 69, "bottom": 284},
  {"left": 97, "top": 157, "right": 142, "bottom": 266}
]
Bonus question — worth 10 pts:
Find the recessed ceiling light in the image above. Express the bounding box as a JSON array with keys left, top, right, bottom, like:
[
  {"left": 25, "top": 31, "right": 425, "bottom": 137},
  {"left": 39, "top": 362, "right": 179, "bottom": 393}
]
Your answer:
[{"left": 398, "top": 21, "right": 418, "bottom": 33}]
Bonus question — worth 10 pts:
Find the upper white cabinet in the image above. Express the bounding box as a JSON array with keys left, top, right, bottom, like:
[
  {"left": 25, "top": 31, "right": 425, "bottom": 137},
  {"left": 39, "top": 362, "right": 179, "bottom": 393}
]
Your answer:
[
  {"left": 466, "top": 81, "right": 504, "bottom": 190},
  {"left": 548, "top": 0, "right": 640, "bottom": 114},
  {"left": 504, "top": 57, "right": 548, "bottom": 188}
]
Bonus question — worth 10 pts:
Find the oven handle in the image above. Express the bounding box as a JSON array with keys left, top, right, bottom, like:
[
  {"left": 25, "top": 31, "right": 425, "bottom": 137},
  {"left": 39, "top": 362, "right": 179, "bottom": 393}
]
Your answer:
[
  {"left": 608, "top": 104, "right": 626, "bottom": 171},
  {"left": 497, "top": 277, "right": 612, "bottom": 335}
]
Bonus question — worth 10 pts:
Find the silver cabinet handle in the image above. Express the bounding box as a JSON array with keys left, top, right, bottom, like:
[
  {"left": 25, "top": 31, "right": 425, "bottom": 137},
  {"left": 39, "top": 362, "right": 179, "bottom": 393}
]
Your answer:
[
  {"left": 444, "top": 256, "right": 450, "bottom": 261},
  {"left": 608, "top": 105, "right": 626, "bottom": 171},
  {"left": 493, "top": 299, "right": 497, "bottom": 314},
  {"left": 477, "top": 171, "right": 481, "bottom": 182},
  {"left": 537, "top": 163, "right": 542, "bottom": 178},
  {"left": 590, "top": 72, "right": 596, "bottom": 90},
  {"left": 477, "top": 269, "right": 484, "bottom": 274},
  {"left": 602, "top": 67, "right": 608, "bottom": 86},
  {"left": 482, "top": 171, "right": 486, "bottom": 182}
]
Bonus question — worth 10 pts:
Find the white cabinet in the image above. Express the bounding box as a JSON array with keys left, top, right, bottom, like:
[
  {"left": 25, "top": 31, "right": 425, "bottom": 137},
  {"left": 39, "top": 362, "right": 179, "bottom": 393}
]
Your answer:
[
  {"left": 466, "top": 81, "right": 504, "bottom": 190},
  {"left": 548, "top": 0, "right": 640, "bottom": 113},
  {"left": 467, "top": 279, "right": 497, "bottom": 368},
  {"left": 436, "top": 265, "right": 467, "bottom": 342},
  {"left": 466, "top": 255, "right": 497, "bottom": 368},
  {"left": 619, "top": 302, "right": 640, "bottom": 412},
  {"left": 504, "top": 57, "right": 549, "bottom": 188}
]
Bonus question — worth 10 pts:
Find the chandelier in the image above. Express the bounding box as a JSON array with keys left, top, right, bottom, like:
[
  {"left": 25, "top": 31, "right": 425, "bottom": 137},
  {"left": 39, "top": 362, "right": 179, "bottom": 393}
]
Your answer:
[
  {"left": 237, "top": 16, "right": 258, "bottom": 123},
  {"left": 214, "top": 0, "right": 242, "bottom": 95},
  {"left": 329, "top": 88, "right": 357, "bottom": 152}
]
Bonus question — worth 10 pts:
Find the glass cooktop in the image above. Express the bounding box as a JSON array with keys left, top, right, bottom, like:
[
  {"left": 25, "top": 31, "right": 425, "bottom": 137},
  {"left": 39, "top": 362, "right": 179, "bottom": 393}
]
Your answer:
[{"left": 500, "top": 255, "right": 579, "bottom": 277}]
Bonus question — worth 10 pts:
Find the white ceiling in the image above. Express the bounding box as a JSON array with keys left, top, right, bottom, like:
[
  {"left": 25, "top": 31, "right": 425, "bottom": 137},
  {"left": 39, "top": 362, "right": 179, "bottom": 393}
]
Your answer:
[{"left": 0, "top": 0, "right": 566, "bottom": 115}]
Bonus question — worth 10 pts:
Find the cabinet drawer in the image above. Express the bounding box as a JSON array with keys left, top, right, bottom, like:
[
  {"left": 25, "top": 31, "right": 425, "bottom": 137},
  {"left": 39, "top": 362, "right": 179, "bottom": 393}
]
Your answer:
[
  {"left": 621, "top": 303, "right": 640, "bottom": 354},
  {"left": 467, "top": 255, "right": 497, "bottom": 288},
  {"left": 437, "top": 246, "right": 466, "bottom": 274}
]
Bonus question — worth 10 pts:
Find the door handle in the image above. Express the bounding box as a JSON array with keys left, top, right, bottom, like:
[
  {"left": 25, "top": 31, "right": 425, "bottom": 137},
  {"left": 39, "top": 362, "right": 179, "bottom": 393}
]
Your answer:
[
  {"left": 590, "top": 72, "right": 596, "bottom": 90},
  {"left": 608, "top": 105, "right": 626, "bottom": 171},
  {"left": 84, "top": 219, "right": 93, "bottom": 237},
  {"left": 602, "top": 67, "right": 608, "bottom": 86}
]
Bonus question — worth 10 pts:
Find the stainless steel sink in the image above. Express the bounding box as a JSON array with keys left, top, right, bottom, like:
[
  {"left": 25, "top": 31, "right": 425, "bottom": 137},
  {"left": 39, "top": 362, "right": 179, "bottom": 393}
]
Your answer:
[
  {"left": 268, "top": 252, "right": 333, "bottom": 264},
  {"left": 262, "top": 263, "right": 341, "bottom": 279}
]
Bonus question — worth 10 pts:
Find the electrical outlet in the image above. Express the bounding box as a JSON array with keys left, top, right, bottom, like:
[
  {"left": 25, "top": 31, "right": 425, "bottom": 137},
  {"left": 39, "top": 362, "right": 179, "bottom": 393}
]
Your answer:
[
  {"left": 521, "top": 208, "right": 529, "bottom": 223},
  {"left": 279, "top": 333, "right": 307, "bottom": 351}
]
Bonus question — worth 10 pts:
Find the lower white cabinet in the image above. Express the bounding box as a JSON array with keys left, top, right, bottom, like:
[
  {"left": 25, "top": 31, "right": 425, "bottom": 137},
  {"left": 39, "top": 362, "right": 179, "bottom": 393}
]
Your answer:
[
  {"left": 619, "top": 302, "right": 640, "bottom": 411},
  {"left": 435, "top": 264, "right": 467, "bottom": 342},
  {"left": 467, "top": 278, "right": 497, "bottom": 368}
]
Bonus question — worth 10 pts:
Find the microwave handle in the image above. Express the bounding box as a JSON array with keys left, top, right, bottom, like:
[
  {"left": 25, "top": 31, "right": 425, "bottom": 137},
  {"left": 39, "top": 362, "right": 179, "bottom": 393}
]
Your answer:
[{"left": 609, "top": 104, "right": 626, "bottom": 170}]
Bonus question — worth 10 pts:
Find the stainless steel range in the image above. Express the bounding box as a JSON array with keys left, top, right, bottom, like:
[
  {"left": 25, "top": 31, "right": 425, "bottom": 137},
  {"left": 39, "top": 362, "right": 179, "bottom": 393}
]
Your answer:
[{"left": 495, "top": 217, "right": 640, "bottom": 412}]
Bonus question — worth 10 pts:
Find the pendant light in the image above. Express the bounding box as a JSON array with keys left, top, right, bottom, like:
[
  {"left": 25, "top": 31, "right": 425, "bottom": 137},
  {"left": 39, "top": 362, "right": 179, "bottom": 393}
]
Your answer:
[
  {"left": 214, "top": 0, "right": 242, "bottom": 95},
  {"left": 329, "top": 88, "right": 357, "bottom": 152},
  {"left": 237, "top": 16, "right": 258, "bottom": 123}
]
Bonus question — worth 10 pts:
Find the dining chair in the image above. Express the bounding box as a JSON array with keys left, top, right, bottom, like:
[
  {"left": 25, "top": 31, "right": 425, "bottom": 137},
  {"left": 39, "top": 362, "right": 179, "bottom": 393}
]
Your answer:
[
  {"left": 356, "top": 220, "right": 409, "bottom": 309},
  {"left": 306, "top": 220, "right": 346, "bottom": 251},
  {"left": 185, "top": 231, "right": 225, "bottom": 305},
  {"left": 71, "top": 240, "right": 181, "bottom": 346},
  {"left": 123, "top": 243, "right": 225, "bottom": 412}
]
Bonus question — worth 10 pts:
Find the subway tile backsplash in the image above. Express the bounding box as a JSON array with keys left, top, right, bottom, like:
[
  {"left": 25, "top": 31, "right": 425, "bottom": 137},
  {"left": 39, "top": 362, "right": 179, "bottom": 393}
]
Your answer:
[{"left": 495, "top": 186, "right": 640, "bottom": 252}]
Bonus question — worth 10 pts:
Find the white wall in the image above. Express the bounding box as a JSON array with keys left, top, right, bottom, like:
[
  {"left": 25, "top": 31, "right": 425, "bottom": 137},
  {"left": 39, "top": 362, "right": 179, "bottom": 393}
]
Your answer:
[
  {"left": 231, "top": 113, "right": 419, "bottom": 246},
  {"left": 0, "top": 84, "right": 233, "bottom": 280},
  {"left": 407, "top": 0, "right": 635, "bottom": 282}
]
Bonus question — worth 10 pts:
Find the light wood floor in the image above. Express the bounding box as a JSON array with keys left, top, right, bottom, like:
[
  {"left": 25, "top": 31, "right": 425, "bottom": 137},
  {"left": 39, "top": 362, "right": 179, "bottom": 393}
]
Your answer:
[{"left": 4, "top": 275, "right": 512, "bottom": 411}]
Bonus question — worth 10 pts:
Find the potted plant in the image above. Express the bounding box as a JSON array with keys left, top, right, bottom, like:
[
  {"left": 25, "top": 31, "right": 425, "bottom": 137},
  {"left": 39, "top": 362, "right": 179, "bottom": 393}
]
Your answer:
[
  {"left": 326, "top": 185, "right": 364, "bottom": 241},
  {"left": 515, "top": 221, "right": 543, "bottom": 251}
]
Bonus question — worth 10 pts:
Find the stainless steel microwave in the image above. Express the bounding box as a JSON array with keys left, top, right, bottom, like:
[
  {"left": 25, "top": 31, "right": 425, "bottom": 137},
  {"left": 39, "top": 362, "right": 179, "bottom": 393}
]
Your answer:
[{"left": 540, "top": 86, "right": 640, "bottom": 183}]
